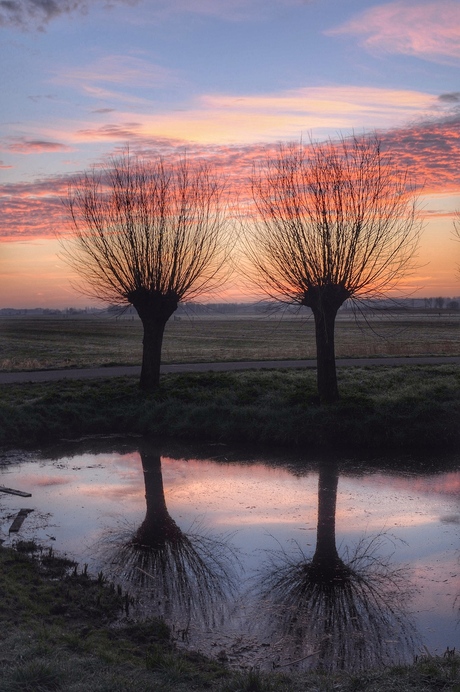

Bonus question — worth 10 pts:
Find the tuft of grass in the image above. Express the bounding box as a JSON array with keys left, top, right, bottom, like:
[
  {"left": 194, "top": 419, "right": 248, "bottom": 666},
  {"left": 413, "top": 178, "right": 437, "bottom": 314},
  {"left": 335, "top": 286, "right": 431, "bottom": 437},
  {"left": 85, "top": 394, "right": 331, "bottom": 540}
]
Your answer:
[
  {"left": 218, "top": 667, "right": 276, "bottom": 692},
  {"left": 4, "top": 660, "right": 63, "bottom": 692}
]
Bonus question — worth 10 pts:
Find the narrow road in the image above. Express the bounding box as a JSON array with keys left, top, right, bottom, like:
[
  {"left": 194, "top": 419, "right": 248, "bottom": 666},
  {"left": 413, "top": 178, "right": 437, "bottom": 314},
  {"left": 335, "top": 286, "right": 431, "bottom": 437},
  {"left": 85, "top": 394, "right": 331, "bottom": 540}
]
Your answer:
[{"left": 0, "top": 356, "right": 459, "bottom": 384}]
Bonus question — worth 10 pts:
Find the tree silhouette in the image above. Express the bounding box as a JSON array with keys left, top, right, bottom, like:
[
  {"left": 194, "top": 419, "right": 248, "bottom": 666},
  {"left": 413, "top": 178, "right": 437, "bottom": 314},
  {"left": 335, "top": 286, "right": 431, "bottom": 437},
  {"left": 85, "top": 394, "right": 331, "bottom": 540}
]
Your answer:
[
  {"left": 245, "top": 134, "right": 421, "bottom": 403},
  {"left": 63, "top": 153, "right": 228, "bottom": 390},
  {"left": 252, "top": 462, "right": 418, "bottom": 671},
  {"left": 100, "top": 447, "right": 237, "bottom": 630}
]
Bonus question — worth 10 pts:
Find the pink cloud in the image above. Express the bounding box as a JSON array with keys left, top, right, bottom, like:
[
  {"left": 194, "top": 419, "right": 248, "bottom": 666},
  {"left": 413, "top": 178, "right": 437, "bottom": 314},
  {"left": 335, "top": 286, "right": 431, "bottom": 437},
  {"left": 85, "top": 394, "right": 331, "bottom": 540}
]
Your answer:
[
  {"left": 0, "top": 175, "right": 71, "bottom": 240},
  {"left": 76, "top": 123, "right": 145, "bottom": 142},
  {"left": 379, "top": 116, "right": 460, "bottom": 193},
  {"left": 1, "top": 115, "right": 459, "bottom": 242},
  {"left": 6, "top": 139, "right": 71, "bottom": 154},
  {"left": 328, "top": 1, "right": 460, "bottom": 64},
  {"left": 0, "top": 160, "right": 13, "bottom": 169}
]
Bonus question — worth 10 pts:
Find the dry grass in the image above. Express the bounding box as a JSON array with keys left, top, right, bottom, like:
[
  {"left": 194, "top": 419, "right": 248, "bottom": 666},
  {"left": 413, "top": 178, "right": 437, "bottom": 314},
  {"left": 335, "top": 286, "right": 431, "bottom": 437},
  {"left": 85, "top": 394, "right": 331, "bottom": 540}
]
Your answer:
[{"left": 0, "top": 311, "right": 459, "bottom": 371}]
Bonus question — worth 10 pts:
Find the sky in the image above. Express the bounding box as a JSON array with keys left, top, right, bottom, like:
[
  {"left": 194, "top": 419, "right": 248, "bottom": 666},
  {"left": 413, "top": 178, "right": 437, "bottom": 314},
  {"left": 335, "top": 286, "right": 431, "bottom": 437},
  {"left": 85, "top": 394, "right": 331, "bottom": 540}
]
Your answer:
[{"left": 0, "top": 0, "right": 459, "bottom": 308}]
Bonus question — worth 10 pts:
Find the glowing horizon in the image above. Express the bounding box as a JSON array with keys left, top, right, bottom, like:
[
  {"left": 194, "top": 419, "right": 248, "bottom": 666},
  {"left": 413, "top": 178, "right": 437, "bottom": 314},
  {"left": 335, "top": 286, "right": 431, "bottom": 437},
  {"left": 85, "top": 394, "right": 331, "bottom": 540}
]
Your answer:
[{"left": 1, "top": 0, "right": 459, "bottom": 307}]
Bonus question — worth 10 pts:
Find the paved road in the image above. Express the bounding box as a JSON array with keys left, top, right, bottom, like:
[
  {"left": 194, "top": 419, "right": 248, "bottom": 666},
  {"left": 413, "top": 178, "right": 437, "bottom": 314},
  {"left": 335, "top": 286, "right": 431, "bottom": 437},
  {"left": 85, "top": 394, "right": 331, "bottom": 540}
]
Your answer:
[{"left": 0, "top": 356, "right": 459, "bottom": 384}]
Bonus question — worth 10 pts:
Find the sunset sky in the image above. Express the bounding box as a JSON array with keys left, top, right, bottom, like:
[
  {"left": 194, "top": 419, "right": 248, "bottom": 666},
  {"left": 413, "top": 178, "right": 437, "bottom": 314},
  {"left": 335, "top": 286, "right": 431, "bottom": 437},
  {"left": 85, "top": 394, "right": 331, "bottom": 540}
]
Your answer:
[{"left": 0, "top": 0, "right": 459, "bottom": 307}]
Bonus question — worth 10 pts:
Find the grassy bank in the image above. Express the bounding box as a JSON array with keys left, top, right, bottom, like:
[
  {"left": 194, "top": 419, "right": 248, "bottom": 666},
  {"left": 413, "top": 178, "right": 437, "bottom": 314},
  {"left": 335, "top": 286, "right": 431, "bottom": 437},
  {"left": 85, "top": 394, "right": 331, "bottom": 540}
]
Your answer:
[
  {"left": 1, "top": 543, "right": 459, "bottom": 692},
  {"left": 0, "top": 364, "right": 459, "bottom": 451}
]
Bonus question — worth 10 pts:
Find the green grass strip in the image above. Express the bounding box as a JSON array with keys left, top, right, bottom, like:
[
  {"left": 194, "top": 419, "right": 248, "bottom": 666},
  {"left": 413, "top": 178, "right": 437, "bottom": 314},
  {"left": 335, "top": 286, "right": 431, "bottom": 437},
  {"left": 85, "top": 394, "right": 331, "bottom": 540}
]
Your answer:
[{"left": 0, "top": 365, "right": 459, "bottom": 451}]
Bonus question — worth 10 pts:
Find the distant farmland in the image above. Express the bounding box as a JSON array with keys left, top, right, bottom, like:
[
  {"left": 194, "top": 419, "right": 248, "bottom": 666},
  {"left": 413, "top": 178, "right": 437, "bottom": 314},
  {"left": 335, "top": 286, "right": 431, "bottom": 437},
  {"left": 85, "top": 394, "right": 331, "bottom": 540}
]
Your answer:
[{"left": 0, "top": 310, "right": 459, "bottom": 372}]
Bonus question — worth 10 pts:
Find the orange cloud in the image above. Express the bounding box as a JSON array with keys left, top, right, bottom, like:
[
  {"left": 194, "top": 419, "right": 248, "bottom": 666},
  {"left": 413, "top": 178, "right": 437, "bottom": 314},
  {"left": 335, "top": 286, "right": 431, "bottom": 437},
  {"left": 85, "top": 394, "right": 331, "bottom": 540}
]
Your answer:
[
  {"left": 114, "top": 86, "right": 438, "bottom": 145},
  {"left": 328, "top": 1, "right": 460, "bottom": 65},
  {"left": 34, "top": 85, "right": 441, "bottom": 149}
]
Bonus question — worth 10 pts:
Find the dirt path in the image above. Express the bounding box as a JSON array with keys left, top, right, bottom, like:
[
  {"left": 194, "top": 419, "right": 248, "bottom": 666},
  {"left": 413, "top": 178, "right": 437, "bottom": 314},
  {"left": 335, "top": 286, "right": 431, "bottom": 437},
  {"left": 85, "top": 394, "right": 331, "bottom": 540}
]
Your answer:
[{"left": 0, "top": 356, "right": 459, "bottom": 384}]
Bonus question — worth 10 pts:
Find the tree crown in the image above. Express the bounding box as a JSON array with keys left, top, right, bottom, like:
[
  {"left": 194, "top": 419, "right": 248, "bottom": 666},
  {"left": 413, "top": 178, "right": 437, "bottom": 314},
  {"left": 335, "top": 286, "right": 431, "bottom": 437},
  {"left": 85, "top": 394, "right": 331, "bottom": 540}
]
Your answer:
[
  {"left": 246, "top": 134, "right": 422, "bottom": 306},
  {"left": 62, "top": 153, "right": 229, "bottom": 306}
]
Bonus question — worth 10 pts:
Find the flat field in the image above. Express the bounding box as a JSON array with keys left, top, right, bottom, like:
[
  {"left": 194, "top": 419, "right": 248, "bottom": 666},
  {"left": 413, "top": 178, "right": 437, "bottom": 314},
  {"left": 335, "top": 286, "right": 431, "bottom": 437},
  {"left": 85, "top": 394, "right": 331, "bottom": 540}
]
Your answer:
[{"left": 0, "top": 310, "right": 459, "bottom": 371}]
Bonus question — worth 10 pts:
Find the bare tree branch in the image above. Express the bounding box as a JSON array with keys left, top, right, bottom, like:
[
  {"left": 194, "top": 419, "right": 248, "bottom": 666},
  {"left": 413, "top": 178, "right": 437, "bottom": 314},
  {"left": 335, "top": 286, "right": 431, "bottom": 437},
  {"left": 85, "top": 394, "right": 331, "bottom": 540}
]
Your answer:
[
  {"left": 61, "top": 152, "right": 230, "bottom": 390},
  {"left": 243, "top": 133, "right": 422, "bottom": 403}
]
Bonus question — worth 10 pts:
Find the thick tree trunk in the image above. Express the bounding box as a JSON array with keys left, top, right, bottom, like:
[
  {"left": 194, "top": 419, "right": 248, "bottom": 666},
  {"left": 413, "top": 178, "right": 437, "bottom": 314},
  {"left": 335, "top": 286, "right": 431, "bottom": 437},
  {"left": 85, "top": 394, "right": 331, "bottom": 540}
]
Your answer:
[
  {"left": 129, "top": 288, "right": 178, "bottom": 391},
  {"left": 312, "top": 305, "right": 339, "bottom": 405},
  {"left": 139, "top": 317, "right": 168, "bottom": 391},
  {"left": 302, "top": 283, "right": 350, "bottom": 405}
]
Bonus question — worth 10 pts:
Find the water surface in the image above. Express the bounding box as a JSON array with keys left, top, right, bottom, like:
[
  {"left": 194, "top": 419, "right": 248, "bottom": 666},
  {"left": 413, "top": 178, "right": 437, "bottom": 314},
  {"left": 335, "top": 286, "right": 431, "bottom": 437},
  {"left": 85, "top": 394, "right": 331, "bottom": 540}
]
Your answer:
[{"left": 0, "top": 439, "right": 458, "bottom": 670}]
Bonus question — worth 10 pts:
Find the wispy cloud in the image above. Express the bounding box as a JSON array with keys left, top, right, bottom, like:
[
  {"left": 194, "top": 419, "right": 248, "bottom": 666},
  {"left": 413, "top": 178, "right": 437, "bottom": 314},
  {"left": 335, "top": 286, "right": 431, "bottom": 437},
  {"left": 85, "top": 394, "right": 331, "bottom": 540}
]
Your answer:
[
  {"left": 132, "top": 0, "right": 308, "bottom": 24},
  {"left": 29, "top": 84, "right": 437, "bottom": 154},
  {"left": 0, "top": 160, "right": 12, "bottom": 169},
  {"left": 0, "top": 0, "right": 140, "bottom": 31},
  {"left": 327, "top": 1, "right": 460, "bottom": 65},
  {"left": 92, "top": 108, "right": 116, "bottom": 114},
  {"left": 104, "top": 85, "right": 440, "bottom": 145},
  {"left": 51, "top": 55, "right": 180, "bottom": 108},
  {"left": 55, "top": 55, "right": 178, "bottom": 90},
  {"left": 438, "top": 92, "right": 460, "bottom": 104},
  {"left": 76, "top": 123, "right": 144, "bottom": 142},
  {"left": 4, "top": 138, "right": 71, "bottom": 154}
]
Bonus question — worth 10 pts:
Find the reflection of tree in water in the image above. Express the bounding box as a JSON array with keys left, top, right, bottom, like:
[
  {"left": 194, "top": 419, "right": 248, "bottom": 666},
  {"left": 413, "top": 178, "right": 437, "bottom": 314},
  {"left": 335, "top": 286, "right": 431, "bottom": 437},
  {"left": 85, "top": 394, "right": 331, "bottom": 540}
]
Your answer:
[
  {"left": 101, "top": 447, "right": 237, "bottom": 630},
  {"left": 254, "top": 462, "right": 418, "bottom": 672}
]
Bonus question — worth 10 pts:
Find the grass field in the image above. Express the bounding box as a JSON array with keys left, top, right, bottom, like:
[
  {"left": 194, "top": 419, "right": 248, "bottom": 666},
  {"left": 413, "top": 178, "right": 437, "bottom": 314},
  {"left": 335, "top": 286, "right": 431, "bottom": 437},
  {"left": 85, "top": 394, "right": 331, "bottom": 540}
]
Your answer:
[{"left": 0, "top": 311, "right": 459, "bottom": 371}]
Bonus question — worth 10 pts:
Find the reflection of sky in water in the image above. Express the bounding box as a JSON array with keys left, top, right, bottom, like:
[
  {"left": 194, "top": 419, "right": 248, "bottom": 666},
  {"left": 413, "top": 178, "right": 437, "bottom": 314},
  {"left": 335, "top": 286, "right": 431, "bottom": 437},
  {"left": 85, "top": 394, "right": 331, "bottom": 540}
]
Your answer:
[{"left": 0, "top": 448, "right": 458, "bottom": 657}]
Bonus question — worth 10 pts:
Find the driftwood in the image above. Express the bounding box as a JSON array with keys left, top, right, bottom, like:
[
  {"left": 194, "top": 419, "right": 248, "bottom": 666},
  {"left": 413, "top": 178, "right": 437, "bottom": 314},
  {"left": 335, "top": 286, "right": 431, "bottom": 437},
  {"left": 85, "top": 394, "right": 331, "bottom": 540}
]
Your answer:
[
  {"left": 9, "top": 508, "right": 34, "bottom": 533},
  {"left": 0, "top": 486, "right": 32, "bottom": 498}
]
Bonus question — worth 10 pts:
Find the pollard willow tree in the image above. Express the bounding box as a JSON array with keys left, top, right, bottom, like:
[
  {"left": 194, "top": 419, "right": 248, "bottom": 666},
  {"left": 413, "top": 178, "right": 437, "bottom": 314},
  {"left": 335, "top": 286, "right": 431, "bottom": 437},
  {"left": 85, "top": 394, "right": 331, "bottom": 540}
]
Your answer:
[
  {"left": 246, "top": 134, "right": 421, "bottom": 404},
  {"left": 63, "top": 153, "right": 228, "bottom": 390}
]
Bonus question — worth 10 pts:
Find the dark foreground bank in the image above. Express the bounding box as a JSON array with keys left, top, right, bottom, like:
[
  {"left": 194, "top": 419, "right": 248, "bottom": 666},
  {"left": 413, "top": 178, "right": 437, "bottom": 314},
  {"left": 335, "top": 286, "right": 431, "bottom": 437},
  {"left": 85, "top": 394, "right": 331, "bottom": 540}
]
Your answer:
[
  {"left": 1, "top": 543, "right": 459, "bottom": 692},
  {"left": 0, "top": 364, "right": 459, "bottom": 451}
]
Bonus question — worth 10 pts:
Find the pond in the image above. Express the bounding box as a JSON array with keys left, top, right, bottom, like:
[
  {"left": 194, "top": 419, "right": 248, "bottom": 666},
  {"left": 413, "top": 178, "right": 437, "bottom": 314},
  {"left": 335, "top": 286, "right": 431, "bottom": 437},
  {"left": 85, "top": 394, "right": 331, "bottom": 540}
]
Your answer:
[{"left": 0, "top": 437, "right": 459, "bottom": 672}]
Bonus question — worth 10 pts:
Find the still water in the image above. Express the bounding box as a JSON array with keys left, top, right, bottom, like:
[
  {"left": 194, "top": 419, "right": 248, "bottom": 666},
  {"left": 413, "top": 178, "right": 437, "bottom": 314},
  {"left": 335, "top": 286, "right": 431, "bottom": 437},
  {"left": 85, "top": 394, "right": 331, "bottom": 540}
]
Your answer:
[{"left": 0, "top": 437, "right": 458, "bottom": 671}]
